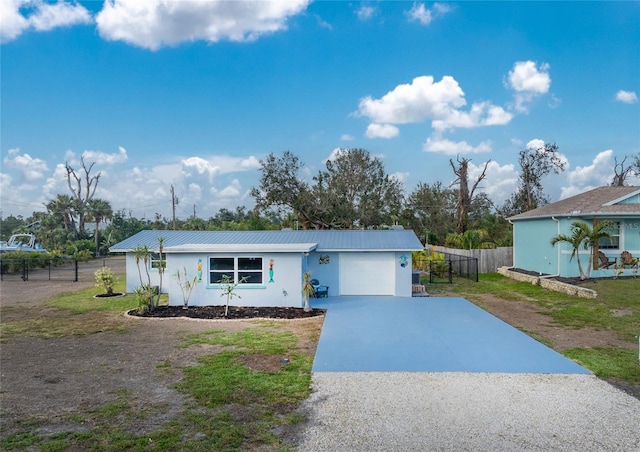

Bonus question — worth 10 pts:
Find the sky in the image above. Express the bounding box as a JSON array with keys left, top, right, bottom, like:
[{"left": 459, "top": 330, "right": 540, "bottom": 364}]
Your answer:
[{"left": 1, "top": 0, "right": 639, "bottom": 222}]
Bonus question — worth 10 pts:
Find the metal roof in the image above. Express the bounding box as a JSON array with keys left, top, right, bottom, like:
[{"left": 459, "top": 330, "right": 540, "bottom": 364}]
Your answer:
[
  {"left": 508, "top": 186, "right": 640, "bottom": 221},
  {"left": 109, "top": 229, "right": 424, "bottom": 253}
]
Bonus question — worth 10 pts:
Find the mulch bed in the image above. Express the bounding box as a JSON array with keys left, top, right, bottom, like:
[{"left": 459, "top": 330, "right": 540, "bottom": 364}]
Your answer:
[{"left": 129, "top": 305, "right": 326, "bottom": 320}]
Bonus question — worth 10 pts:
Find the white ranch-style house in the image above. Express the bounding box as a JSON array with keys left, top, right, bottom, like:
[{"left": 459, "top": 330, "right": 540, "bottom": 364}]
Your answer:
[{"left": 109, "top": 229, "right": 424, "bottom": 307}]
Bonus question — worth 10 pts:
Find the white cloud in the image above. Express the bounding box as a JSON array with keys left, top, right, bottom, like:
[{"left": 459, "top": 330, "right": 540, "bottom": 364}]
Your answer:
[
  {"left": 615, "top": 90, "right": 638, "bottom": 104},
  {"left": 214, "top": 179, "right": 242, "bottom": 198},
  {"left": 406, "top": 2, "right": 451, "bottom": 25},
  {"left": 470, "top": 160, "right": 518, "bottom": 206},
  {"left": 423, "top": 136, "right": 492, "bottom": 155},
  {"left": 2, "top": 148, "right": 49, "bottom": 181},
  {"left": 95, "top": 0, "right": 310, "bottom": 50},
  {"left": 182, "top": 157, "right": 221, "bottom": 182},
  {"left": 357, "top": 75, "right": 512, "bottom": 136},
  {"left": 0, "top": 0, "right": 29, "bottom": 42},
  {"left": 366, "top": 123, "right": 400, "bottom": 139},
  {"left": 181, "top": 154, "right": 260, "bottom": 182},
  {"left": 560, "top": 150, "right": 613, "bottom": 199},
  {"left": 506, "top": 61, "right": 552, "bottom": 112},
  {"left": 341, "top": 134, "right": 355, "bottom": 141},
  {"left": 358, "top": 76, "right": 465, "bottom": 125},
  {"left": 507, "top": 61, "right": 551, "bottom": 93},
  {"left": 356, "top": 5, "right": 376, "bottom": 21},
  {"left": 0, "top": 0, "right": 91, "bottom": 43},
  {"left": 82, "top": 146, "right": 128, "bottom": 165},
  {"left": 28, "top": 0, "right": 92, "bottom": 32},
  {"left": 391, "top": 171, "right": 409, "bottom": 185}
]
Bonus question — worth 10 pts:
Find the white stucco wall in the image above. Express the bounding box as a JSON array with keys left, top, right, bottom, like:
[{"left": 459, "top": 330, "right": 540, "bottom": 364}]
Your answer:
[
  {"left": 166, "top": 252, "right": 304, "bottom": 308},
  {"left": 124, "top": 248, "right": 415, "bottom": 304}
]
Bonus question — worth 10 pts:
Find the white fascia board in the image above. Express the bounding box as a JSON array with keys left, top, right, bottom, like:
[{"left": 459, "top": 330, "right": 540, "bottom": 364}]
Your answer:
[
  {"left": 604, "top": 188, "right": 640, "bottom": 206},
  {"left": 164, "top": 243, "right": 318, "bottom": 254},
  {"left": 318, "top": 248, "right": 423, "bottom": 252}
]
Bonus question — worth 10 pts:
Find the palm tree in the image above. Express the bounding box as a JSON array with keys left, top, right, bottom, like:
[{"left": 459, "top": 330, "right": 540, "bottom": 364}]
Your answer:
[
  {"left": 551, "top": 220, "right": 611, "bottom": 280},
  {"left": 46, "top": 194, "right": 77, "bottom": 234},
  {"left": 87, "top": 199, "right": 113, "bottom": 256}
]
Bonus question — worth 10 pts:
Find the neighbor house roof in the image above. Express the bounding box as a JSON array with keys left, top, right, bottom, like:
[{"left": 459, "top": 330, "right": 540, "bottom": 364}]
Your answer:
[
  {"left": 509, "top": 186, "right": 640, "bottom": 221},
  {"left": 109, "top": 229, "right": 424, "bottom": 253}
]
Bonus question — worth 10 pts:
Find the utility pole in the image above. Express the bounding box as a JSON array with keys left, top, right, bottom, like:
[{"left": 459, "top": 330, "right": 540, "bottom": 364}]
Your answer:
[{"left": 171, "top": 185, "right": 178, "bottom": 230}]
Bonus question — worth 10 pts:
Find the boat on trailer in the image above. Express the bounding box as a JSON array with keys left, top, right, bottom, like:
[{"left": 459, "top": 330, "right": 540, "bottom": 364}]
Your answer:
[{"left": 0, "top": 233, "right": 47, "bottom": 253}]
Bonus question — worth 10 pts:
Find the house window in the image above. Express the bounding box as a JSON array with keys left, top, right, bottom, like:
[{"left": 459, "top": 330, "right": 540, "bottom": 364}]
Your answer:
[
  {"left": 598, "top": 221, "right": 620, "bottom": 250},
  {"left": 150, "top": 253, "right": 166, "bottom": 271},
  {"left": 209, "top": 257, "right": 263, "bottom": 285}
]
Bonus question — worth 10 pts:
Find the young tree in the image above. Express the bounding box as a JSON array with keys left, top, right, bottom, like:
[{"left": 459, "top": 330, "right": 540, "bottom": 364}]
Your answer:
[
  {"left": 218, "top": 274, "right": 247, "bottom": 316},
  {"left": 449, "top": 156, "right": 490, "bottom": 234},
  {"left": 64, "top": 157, "right": 101, "bottom": 235},
  {"left": 302, "top": 272, "right": 315, "bottom": 312},
  {"left": 174, "top": 267, "right": 199, "bottom": 309},
  {"left": 503, "top": 143, "right": 566, "bottom": 215}
]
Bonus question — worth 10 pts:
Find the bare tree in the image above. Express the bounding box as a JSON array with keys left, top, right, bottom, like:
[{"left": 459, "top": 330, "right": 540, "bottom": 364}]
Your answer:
[
  {"left": 449, "top": 156, "right": 490, "bottom": 234},
  {"left": 611, "top": 154, "right": 640, "bottom": 186},
  {"left": 65, "top": 157, "right": 101, "bottom": 235}
]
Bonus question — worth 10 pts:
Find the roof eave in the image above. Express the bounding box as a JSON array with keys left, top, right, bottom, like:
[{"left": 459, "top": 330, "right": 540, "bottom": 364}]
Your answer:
[
  {"left": 510, "top": 211, "right": 640, "bottom": 221},
  {"left": 163, "top": 243, "right": 319, "bottom": 253}
]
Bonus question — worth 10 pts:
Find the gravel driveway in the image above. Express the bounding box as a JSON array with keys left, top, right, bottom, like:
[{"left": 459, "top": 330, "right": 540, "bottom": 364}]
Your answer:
[{"left": 296, "top": 372, "right": 640, "bottom": 451}]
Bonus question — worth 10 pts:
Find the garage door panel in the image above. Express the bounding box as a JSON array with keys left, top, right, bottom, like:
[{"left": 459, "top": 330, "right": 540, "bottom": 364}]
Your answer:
[{"left": 340, "top": 253, "right": 394, "bottom": 295}]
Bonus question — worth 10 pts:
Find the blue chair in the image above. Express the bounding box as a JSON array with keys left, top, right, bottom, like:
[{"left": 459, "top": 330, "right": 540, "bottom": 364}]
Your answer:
[{"left": 310, "top": 279, "right": 329, "bottom": 298}]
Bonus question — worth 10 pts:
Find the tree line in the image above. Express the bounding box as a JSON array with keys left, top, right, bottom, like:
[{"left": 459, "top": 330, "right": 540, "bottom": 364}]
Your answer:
[{"left": 1, "top": 147, "right": 638, "bottom": 257}]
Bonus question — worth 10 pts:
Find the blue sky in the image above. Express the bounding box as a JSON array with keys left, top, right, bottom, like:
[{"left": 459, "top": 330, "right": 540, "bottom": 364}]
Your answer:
[{"left": 1, "top": 1, "right": 639, "bottom": 221}]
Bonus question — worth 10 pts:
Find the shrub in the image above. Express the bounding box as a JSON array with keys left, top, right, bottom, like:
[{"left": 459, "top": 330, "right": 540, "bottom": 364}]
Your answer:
[{"left": 94, "top": 266, "right": 114, "bottom": 296}]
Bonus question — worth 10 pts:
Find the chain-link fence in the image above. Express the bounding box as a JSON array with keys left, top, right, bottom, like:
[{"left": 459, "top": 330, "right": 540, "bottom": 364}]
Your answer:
[
  {"left": 415, "top": 253, "right": 478, "bottom": 284},
  {"left": 0, "top": 257, "right": 79, "bottom": 282}
]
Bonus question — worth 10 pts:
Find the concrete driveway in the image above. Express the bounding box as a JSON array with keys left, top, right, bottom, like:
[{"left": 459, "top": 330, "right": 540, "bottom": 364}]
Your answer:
[{"left": 311, "top": 296, "right": 588, "bottom": 373}]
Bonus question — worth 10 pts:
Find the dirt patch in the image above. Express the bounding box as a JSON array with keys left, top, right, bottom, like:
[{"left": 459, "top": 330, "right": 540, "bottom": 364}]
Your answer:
[
  {"left": 0, "top": 257, "right": 324, "bottom": 441},
  {"left": 470, "top": 293, "right": 631, "bottom": 351}
]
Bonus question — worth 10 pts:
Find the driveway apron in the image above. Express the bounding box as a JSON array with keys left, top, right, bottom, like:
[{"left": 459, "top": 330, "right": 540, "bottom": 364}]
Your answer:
[{"left": 311, "top": 296, "right": 589, "bottom": 374}]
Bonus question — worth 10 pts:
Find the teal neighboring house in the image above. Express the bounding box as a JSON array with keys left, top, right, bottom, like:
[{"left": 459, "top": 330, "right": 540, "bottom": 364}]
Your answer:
[{"left": 509, "top": 186, "right": 640, "bottom": 278}]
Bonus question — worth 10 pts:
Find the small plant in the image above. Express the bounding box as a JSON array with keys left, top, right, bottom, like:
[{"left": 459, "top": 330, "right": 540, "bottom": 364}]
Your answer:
[
  {"left": 134, "top": 286, "right": 152, "bottom": 314},
  {"left": 302, "top": 272, "right": 314, "bottom": 312},
  {"left": 94, "top": 266, "right": 114, "bottom": 296},
  {"left": 218, "top": 274, "right": 247, "bottom": 316},
  {"left": 132, "top": 237, "right": 165, "bottom": 311},
  {"left": 175, "top": 267, "right": 199, "bottom": 309}
]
